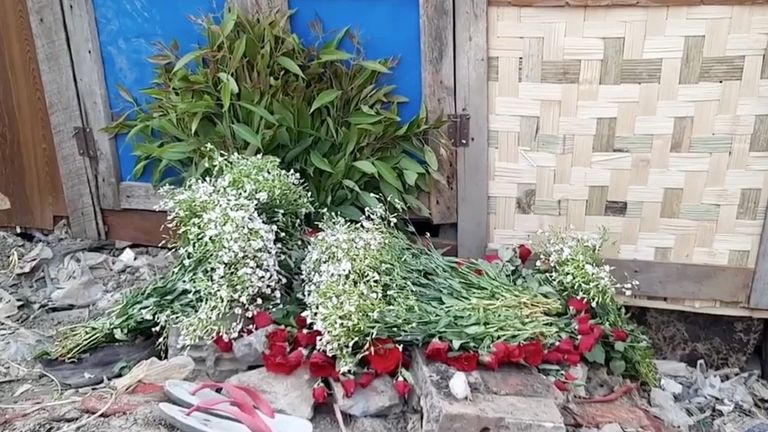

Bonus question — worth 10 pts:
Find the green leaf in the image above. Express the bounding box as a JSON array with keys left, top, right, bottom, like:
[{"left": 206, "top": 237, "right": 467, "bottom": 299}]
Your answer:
[
  {"left": 342, "top": 179, "right": 361, "bottom": 192},
  {"left": 117, "top": 84, "right": 135, "bottom": 105},
  {"left": 450, "top": 340, "right": 467, "bottom": 351},
  {"left": 357, "top": 191, "right": 379, "bottom": 208},
  {"left": 403, "top": 170, "right": 418, "bottom": 186},
  {"left": 232, "top": 123, "right": 262, "bottom": 154},
  {"left": 348, "top": 111, "right": 384, "bottom": 124},
  {"left": 231, "top": 35, "right": 247, "bottom": 66},
  {"left": 336, "top": 205, "right": 363, "bottom": 220},
  {"left": 277, "top": 56, "right": 305, "bottom": 79},
  {"left": 609, "top": 358, "right": 626, "bottom": 376},
  {"left": 323, "top": 26, "right": 349, "bottom": 50},
  {"left": 310, "top": 89, "right": 342, "bottom": 113},
  {"left": 358, "top": 60, "right": 391, "bottom": 74},
  {"left": 398, "top": 157, "right": 426, "bottom": 174},
  {"left": 584, "top": 343, "right": 606, "bottom": 365},
  {"left": 373, "top": 160, "right": 403, "bottom": 192},
  {"left": 403, "top": 194, "right": 429, "bottom": 216},
  {"left": 613, "top": 342, "right": 626, "bottom": 353},
  {"left": 220, "top": 10, "right": 237, "bottom": 37},
  {"left": 317, "top": 49, "right": 353, "bottom": 62},
  {"left": 424, "top": 146, "right": 439, "bottom": 171},
  {"left": 310, "top": 151, "right": 335, "bottom": 173},
  {"left": 352, "top": 160, "right": 377, "bottom": 175},
  {"left": 284, "top": 138, "right": 313, "bottom": 163},
  {"left": 173, "top": 49, "right": 205, "bottom": 73},
  {"left": 220, "top": 80, "right": 232, "bottom": 110},
  {"left": 234, "top": 102, "right": 278, "bottom": 125}
]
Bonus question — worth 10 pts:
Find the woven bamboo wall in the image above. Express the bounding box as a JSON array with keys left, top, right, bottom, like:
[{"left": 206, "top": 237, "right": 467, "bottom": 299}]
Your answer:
[{"left": 488, "top": 5, "right": 768, "bottom": 268}]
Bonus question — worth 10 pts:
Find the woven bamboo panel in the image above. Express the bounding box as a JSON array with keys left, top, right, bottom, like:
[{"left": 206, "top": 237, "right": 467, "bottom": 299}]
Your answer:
[{"left": 488, "top": 5, "right": 768, "bottom": 268}]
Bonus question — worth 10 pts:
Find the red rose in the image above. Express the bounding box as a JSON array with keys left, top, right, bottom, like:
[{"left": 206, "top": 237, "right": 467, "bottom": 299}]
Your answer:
[
  {"left": 564, "top": 353, "right": 581, "bottom": 366},
  {"left": 517, "top": 244, "right": 533, "bottom": 264},
  {"left": 554, "top": 379, "right": 567, "bottom": 392},
  {"left": 543, "top": 350, "right": 564, "bottom": 365},
  {"left": 480, "top": 353, "right": 500, "bottom": 370},
  {"left": 612, "top": 328, "right": 629, "bottom": 342},
  {"left": 306, "top": 228, "right": 320, "bottom": 238},
  {"left": 564, "top": 372, "right": 577, "bottom": 382},
  {"left": 269, "top": 342, "right": 289, "bottom": 357},
  {"left": 308, "top": 352, "right": 338, "bottom": 379},
  {"left": 425, "top": 339, "right": 450, "bottom": 362},
  {"left": 295, "top": 330, "right": 321, "bottom": 348},
  {"left": 556, "top": 338, "right": 576, "bottom": 354},
  {"left": 253, "top": 310, "right": 274, "bottom": 329},
  {"left": 340, "top": 376, "right": 356, "bottom": 398},
  {"left": 295, "top": 314, "right": 308, "bottom": 330},
  {"left": 484, "top": 254, "right": 501, "bottom": 263},
  {"left": 474, "top": 268, "right": 485, "bottom": 276},
  {"left": 365, "top": 338, "right": 402, "bottom": 375},
  {"left": 394, "top": 377, "right": 411, "bottom": 397},
  {"left": 491, "top": 341, "right": 510, "bottom": 363},
  {"left": 521, "top": 340, "right": 544, "bottom": 367},
  {"left": 578, "top": 326, "right": 604, "bottom": 354},
  {"left": 507, "top": 344, "right": 524, "bottom": 363},
  {"left": 264, "top": 349, "right": 304, "bottom": 375},
  {"left": 445, "top": 352, "right": 479, "bottom": 372},
  {"left": 577, "top": 322, "right": 593, "bottom": 335},
  {"left": 312, "top": 383, "right": 328, "bottom": 404},
  {"left": 568, "top": 298, "right": 590, "bottom": 314},
  {"left": 575, "top": 313, "right": 592, "bottom": 325},
  {"left": 213, "top": 334, "right": 233, "bottom": 353},
  {"left": 267, "top": 327, "right": 289, "bottom": 345},
  {"left": 358, "top": 371, "right": 377, "bottom": 389}
]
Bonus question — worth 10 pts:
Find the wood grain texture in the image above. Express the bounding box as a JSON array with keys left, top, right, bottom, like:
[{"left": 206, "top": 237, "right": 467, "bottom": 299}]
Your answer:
[
  {"left": 119, "top": 182, "right": 164, "bottom": 211},
  {"left": 103, "top": 209, "right": 169, "bottom": 247},
  {"left": 608, "top": 258, "right": 753, "bottom": 303},
  {"left": 25, "top": 0, "right": 100, "bottom": 238},
  {"left": 0, "top": 0, "right": 66, "bottom": 231},
  {"left": 61, "top": 0, "right": 119, "bottom": 210},
  {"left": 456, "top": 0, "right": 488, "bottom": 257},
  {"left": 421, "top": 0, "right": 457, "bottom": 224}
]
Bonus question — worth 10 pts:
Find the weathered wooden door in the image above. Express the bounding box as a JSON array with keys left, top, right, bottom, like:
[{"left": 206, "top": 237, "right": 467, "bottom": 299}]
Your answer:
[{"left": 0, "top": 0, "right": 67, "bottom": 230}]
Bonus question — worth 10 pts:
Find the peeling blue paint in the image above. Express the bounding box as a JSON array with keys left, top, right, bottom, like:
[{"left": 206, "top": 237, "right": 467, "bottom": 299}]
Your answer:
[{"left": 93, "top": 0, "right": 421, "bottom": 182}]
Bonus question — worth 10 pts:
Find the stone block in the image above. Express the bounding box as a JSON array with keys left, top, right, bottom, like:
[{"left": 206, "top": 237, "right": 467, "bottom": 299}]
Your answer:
[
  {"left": 411, "top": 350, "right": 565, "bottom": 432},
  {"left": 331, "top": 375, "right": 403, "bottom": 417}
]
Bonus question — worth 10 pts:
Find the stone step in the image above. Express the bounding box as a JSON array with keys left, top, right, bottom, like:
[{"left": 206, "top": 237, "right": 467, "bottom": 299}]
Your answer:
[{"left": 411, "top": 350, "right": 566, "bottom": 432}]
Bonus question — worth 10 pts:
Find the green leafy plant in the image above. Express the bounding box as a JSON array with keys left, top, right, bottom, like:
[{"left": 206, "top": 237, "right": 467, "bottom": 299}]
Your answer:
[{"left": 106, "top": 9, "right": 447, "bottom": 219}]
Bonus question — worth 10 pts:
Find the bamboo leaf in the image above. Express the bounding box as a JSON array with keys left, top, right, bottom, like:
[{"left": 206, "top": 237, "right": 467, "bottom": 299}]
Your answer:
[
  {"left": 234, "top": 102, "right": 277, "bottom": 125},
  {"left": 172, "top": 49, "right": 205, "bottom": 73},
  {"left": 232, "top": 123, "right": 262, "bottom": 152},
  {"left": 358, "top": 60, "right": 391, "bottom": 74},
  {"left": 424, "top": 146, "right": 439, "bottom": 171},
  {"left": 277, "top": 56, "right": 305, "bottom": 79},
  {"left": 342, "top": 179, "right": 361, "bottom": 192},
  {"left": 373, "top": 160, "right": 403, "bottom": 192},
  {"left": 117, "top": 84, "right": 136, "bottom": 105},
  {"left": 352, "top": 160, "right": 377, "bottom": 175},
  {"left": 310, "top": 150, "right": 335, "bottom": 173},
  {"left": 403, "top": 194, "right": 429, "bottom": 216},
  {"left": 399, "top": 157, "right": 425, "bottom": 174},
  {"left": 310, "top": 89, "right": 342, "bottom": 113},
  {"left": 317, "top": 49, "right": 353, "bottom": 63},
  {"left": 403, "top": 170, "right": 418, "bottom": 187}
]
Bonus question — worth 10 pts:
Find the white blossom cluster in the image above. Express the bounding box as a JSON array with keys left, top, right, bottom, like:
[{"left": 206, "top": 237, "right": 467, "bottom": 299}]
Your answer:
[
  {"left": 157, "top": 152, "right": 311, "bottom": 343},
  {"left": 300, "top": 207, "right": 400, "bottom": 371},
  {"left": 533, "top": 227, "right": 639, "bottom": 305}
]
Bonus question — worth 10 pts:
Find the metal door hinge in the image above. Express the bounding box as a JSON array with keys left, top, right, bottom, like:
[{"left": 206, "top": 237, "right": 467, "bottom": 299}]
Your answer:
[
  {"left": 73, "top": 126, "right": 97, "bottom": 159},
  {"left": 447, "top": 113, "right": 470, "bottom": 148}
]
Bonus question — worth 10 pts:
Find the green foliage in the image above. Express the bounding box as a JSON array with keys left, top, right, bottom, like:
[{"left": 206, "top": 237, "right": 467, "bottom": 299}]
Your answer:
[{"left": 106, "top": 9, "right": 446, "bottom": 218}]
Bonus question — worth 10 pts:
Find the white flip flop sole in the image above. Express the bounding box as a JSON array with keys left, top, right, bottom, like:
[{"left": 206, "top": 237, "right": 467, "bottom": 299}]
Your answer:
[
  {"left": 159, "top": 402, "right": 249, "bottom": 432},
  {"left": 163, "top": 380, "right": 312, "bottom": 432}
]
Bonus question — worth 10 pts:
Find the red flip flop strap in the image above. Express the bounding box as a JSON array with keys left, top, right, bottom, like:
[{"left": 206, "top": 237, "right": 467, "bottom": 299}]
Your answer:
[{"left": 222, "top": 384, "right": 275, "bottom": 419}]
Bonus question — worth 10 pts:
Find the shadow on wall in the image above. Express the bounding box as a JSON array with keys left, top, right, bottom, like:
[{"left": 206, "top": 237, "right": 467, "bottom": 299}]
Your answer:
[{"left": 92, "top": 0, "right": 422, "bottom": 182}]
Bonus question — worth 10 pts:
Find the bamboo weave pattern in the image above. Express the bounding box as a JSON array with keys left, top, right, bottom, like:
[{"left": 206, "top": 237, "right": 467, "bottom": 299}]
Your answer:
[{"left": 488, "top": 5, "right": 768, "bottom": 267}]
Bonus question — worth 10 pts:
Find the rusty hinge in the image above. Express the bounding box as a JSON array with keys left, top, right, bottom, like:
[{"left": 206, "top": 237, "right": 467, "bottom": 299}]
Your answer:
[
  {"left": 73, "top": 126, "right": 97, "bottom": 159},
  {"left": 447, "top": 113, "right": 470, "bottom": 148}
]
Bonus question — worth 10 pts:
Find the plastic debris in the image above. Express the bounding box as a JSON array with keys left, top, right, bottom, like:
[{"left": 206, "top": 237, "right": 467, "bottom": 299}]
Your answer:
[{"left": 449, "top": 371, "right": 471, "bottom": 400}]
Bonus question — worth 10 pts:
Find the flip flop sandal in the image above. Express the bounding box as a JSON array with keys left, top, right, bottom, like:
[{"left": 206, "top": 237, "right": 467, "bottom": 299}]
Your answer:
[
  {"left": 159, "top": 402, "right": 269, "bottom": 432},
  {"left": 164, "top": 380, "right": 312, "bottom": 432}
]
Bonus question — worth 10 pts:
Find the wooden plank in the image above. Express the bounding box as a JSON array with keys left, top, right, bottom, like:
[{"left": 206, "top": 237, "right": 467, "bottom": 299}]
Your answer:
[
  {"left": 456, "top": 0, "right": 488, "bottom": 257},
  {"left": 119, "top": 182, "right": 164, "bottom": 211},
  {"left": 750, "top": 215, "right": 768, "bottom": 308},
  {"left": 25, "top": 0, "right": 100, "bottom": 238},
  {"left": 608, "top": 258, "right": 753, "bottom": 303},
  {"left": 61, "top": 0, "right": 119, "bottom": 210},
  {"left": 103, "top": 209, "right": 169, "bottom": 247},
  {"left": 421, "top": 0, "right": 457, "bottom": 224},
  {"left": 0, "top": 0, "right": 64, "bottom": 231},
  {"left": 618, "top": 296, "right": 768, "bottom": 319}
]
